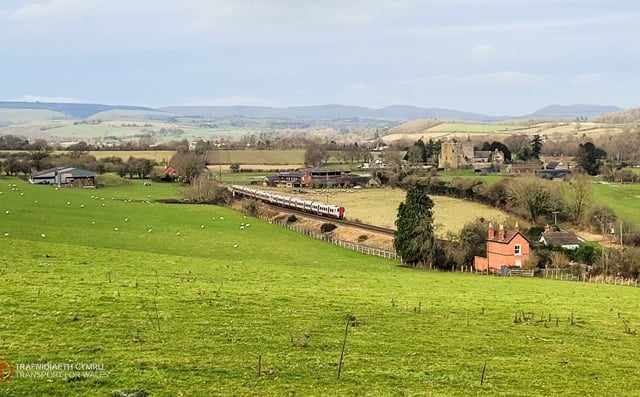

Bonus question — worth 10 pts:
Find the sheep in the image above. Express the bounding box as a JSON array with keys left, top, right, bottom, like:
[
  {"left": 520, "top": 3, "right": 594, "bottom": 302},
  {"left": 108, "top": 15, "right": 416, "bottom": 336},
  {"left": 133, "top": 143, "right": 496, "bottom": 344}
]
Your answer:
[
  {"left": 176, "top": 232, "right": 181, "bottom": 236},
  {"left": 4, "top": 232, "right": 9, "bottom": 237},
  {"left": 80, "top": 204, "right": 84, "bottom": 208},
  {"left": 233, "top": 244, "right": 238, "bottom": 248},
  {"left": 66, "top": 201, "right": 71, "bottom": 205},
  {"left": 124, "top": 218, "right": 129, "bottom": 222},
  {"left": 148, "top": 228, "right": 153, "bottom": 233},
  {"left": 4, "top": 210, "right": 9, "bottom": 215},
  {"left": 40, "top": 233, "right": 46, "bottom": 238},
  {"left": 200, "top": 224, "right": 205, "bottom": 229},
  {"left": 114, "top": 227, "right": 119, "bottom": 231}
]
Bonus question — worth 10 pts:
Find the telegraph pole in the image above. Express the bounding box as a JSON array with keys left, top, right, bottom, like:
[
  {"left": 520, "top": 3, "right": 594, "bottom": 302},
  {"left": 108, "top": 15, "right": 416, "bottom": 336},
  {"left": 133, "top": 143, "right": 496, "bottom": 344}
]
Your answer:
[{"left": 552, "top": 211, "right": 559, "bottom": 226}]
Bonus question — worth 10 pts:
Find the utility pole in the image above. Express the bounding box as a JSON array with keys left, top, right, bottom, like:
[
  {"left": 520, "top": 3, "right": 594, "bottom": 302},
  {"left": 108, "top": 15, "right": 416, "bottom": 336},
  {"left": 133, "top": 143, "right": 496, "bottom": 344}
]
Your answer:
[{"left": 552, "top": 211, "right": 559, "bottom": 226}]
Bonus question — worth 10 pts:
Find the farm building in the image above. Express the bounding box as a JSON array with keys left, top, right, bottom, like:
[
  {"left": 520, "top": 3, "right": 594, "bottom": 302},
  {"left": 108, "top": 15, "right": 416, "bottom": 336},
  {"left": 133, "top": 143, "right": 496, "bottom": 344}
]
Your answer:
[
  {"left": 538, "top": 225, "right": 583, "bottom": 250},
  {"left": 474, "top": 223, "right": 530, "bottom": 273},
  {"left": 264, "top": 168, "right": 369, "bottom": 188},
  {"left": 506, "top": 164, "right": 537, "bottom": 175},
  {"left": 29, "top": 167, "right": 97, "bottom": 188},
  {"left": 263, "top": 171, "right": 304, "bottom": 187}
]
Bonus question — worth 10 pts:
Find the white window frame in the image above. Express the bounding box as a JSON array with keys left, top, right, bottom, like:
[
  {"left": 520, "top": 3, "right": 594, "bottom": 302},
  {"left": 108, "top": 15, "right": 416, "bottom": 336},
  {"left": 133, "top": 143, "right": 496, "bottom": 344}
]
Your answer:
[{"left": 514, "top": 244, "right": 522, "bottom": 256}]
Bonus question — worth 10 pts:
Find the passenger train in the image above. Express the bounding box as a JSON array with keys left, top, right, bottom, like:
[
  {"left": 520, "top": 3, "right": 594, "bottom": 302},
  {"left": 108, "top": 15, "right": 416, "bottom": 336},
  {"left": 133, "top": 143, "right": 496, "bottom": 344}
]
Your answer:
[{"left": 232, "top": 185, "right": 346, "bottom": 219}]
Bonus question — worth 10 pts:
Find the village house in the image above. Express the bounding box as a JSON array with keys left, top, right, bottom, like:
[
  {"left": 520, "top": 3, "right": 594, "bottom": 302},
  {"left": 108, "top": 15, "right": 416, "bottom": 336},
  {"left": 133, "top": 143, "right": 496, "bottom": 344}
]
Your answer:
[
  {"left": 538, "top": 225, "right": 583, "bottom": 250},
  {"left": 29, "top": 167, "right": 97, "bottom": 188},
  {"left": 474, "top": 223, "right": 530, "bottom": 273}
]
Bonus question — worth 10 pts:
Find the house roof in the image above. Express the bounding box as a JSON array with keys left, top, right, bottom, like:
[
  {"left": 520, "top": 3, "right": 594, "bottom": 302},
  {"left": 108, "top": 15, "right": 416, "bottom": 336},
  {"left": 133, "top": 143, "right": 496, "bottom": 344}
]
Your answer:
[
  {"left": 30, "top": 167, "right": 95, "bottom": 179},
  {"left": 30, "top": 166, "right": 73, "bottom": 178},
  {"left": 489, "top": 229, "right": 530, "bottom": 244},
  {"left": 474, "top": 151, "right": 492, "bottom": 159},
  {"left": 545, "top": 161, "right": 560, "bottom": 169},
  {"left": 539, "top": 231, "right": 582, "bottom": 246}
]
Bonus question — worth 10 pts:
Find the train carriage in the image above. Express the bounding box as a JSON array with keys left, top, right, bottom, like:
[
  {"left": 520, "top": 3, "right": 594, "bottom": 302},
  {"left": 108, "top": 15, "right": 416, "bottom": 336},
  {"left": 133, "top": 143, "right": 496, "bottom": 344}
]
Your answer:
[{"left": 232, "top": 185, "right": 345, "bottom": 219}]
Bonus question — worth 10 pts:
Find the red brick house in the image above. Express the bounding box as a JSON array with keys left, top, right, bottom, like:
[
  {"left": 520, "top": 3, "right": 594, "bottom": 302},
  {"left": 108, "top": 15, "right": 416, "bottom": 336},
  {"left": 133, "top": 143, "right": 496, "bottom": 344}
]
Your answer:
[{"left": 474, "top": 223, "right": 530, "bottom": 273}]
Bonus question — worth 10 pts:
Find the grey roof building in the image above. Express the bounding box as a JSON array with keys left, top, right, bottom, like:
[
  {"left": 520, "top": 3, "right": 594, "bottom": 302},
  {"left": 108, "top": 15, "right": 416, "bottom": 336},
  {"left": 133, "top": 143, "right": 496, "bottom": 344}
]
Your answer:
[{"left": 29, "top": 167, "right": 97, "bottom": 188}]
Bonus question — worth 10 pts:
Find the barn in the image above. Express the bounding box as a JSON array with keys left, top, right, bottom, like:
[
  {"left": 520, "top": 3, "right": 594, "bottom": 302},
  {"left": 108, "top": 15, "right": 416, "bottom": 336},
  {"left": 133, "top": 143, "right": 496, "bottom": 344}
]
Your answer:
[{"left": 29, "top": 167, "right": 97, "bottom": 188}]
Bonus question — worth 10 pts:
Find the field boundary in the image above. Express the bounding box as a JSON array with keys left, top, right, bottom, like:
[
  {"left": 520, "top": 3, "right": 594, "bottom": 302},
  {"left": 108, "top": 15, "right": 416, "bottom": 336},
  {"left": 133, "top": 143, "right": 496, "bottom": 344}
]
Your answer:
[
  {"left": 543, "top": 268, "right": 640, "bottom": 287},
  {"left": 257, "top": 214, "right": 400, "bottom": 261}
]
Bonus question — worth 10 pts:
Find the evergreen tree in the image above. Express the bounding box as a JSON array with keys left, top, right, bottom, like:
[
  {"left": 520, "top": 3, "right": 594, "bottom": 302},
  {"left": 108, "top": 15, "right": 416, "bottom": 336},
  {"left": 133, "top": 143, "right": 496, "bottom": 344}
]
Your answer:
[
  {"left": 394, "top": 185, "right": 437, "bottom": 266},
  {"left": 405, "top": 139, "right": 428, "bottom": 164},
  {"left": 530, "top": 134, "right": 543, "bottom": 159},
  {"left": 577, "top": 142, "right": 606, "bottom": 176}
]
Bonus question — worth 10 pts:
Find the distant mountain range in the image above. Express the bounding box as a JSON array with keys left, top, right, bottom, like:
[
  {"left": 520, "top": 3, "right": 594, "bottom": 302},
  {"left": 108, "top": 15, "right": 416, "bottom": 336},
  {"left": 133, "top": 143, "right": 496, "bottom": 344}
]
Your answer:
[{"left": 0, "top": 101, "right": 625, "bottom": 123}]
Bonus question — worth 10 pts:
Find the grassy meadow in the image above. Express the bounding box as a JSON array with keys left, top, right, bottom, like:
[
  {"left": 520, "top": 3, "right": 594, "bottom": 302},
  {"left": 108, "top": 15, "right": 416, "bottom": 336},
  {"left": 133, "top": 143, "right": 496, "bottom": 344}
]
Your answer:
[
  {"left": 592, "top": 182, "right": 640, "bottom": 226},
  {"left": 206, "top": 149, "right": 306, "bottom": 165},
  {"left": 1, "top": 178, "right": 640, "bottom": 396},
  {"left": 267, "top": 187, "right": 511, "bottom": 234}
]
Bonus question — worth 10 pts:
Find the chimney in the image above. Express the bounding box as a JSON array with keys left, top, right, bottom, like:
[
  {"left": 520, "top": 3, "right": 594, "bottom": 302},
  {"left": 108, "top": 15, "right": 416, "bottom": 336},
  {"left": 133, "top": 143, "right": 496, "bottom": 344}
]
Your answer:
[
  {"left": 544, "top": 224, "right": 551, "bottom": 233},
  {"left": 498, "top": 224, "right": 505, "bottom": 240},
  {"left": 488, "top": 222, "right": 494, "bottom": 239},
  {"left": 514, "top": 221, "right": 519, "bottom": 232}
]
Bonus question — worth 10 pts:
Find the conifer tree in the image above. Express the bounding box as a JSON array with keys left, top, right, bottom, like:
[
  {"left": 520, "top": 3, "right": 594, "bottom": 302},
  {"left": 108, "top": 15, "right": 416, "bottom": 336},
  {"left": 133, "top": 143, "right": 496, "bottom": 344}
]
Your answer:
[{"left": 394, "top": 185, "right": 437, "bottom": 266}]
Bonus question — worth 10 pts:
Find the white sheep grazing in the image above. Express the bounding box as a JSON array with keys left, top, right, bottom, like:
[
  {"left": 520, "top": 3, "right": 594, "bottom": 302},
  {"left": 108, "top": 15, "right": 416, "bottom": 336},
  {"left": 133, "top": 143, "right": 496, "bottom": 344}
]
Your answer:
[
  {"left": 114, "top": 227, "right": 119, "bottom": 231},
  {"left": 233, "top": 244, "right": 238, "bottom": 248},
  {"left": 4, "top": 210, "right": 9, "bottom": 215},
  {"left": 240, "top": 225, "right": 245, "bottom": 229},
  {"left": 176, "top": 232, "right": 181, "bottom": 236},
  {"left": 148, "top": 228, "right": 152, "bottom": 233},
  {"left": 219, "top": 216, "right": 224, "bottom": 220},
  {"left": 124, "top": 218, "right": 128, "bottom": 222},
  {"left": 40, "top": 233, "right": 46, "bottom": 238},
  {"left": 246, "top": 224, "right": 250, "bottom": 227},
  {"left": 4, "top": 232, "right": 9, "bottom": 237},
  {"left": 200, "top": 224, "right": 205, "bottom": 229}
]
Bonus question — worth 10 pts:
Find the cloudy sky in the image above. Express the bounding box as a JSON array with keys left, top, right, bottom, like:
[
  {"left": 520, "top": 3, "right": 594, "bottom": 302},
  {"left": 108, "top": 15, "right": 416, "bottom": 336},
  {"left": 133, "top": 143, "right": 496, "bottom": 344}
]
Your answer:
[{"left": 1, "top": 0, "right": 639, "bottom": 115}]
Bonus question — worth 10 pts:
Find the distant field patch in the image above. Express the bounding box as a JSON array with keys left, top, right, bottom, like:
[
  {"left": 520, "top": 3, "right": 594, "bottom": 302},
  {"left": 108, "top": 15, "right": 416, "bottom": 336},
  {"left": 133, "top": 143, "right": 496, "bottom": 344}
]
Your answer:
[
  {"left": 425, "top": 123, "right": 518, "bottom": 133},
  {"left": 206, "top": 149, "right": 305, "bottom": 165},
  {"left": 87, "top": 150, "right": 175, "bottom": 163},
  {"left": 0, "top": 109, "right": 68, "bottom": 123}
]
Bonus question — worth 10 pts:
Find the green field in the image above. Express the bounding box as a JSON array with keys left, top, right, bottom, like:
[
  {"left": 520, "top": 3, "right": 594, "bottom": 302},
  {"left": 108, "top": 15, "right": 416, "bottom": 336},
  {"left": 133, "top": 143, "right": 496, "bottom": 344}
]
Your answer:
[
  {"left": 206, "top": 149, "right": 305, "bottom": 165},
  {"left": 425, "top": 123, "right": 519, "bottom": 133},
  {"left": 592, "top": 182, "right": 640, "bottom": 226},
  {"left": 1, "top": 178, "right": 640, "bottom": 396}
]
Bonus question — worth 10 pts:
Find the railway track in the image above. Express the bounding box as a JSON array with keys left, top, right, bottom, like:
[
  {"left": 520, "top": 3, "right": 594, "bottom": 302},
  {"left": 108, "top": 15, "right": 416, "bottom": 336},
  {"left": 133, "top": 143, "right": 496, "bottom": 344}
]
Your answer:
[{"left": 260, "top": 202, "right": 396, "bottom": 236}]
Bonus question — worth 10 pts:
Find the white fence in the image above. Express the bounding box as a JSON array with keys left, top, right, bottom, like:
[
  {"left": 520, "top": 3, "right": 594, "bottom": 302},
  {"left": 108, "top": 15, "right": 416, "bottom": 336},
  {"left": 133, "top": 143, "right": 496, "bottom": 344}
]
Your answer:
[
  {"left": 543, "top": 268, "right": 640, "bottom": 287},
  {"left": 258, "top": 215, "right": 400, "bottom": 261}
]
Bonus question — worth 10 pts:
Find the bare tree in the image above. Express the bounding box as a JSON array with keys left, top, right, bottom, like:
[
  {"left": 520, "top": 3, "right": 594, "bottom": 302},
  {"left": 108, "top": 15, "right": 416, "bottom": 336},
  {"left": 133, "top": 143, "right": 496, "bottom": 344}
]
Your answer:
[
  {"left": 567, "top": 174, "right": 593, "bottom": 225},
  {"left": 304, "top": 141, "right": 327, "bottom": 167},
  {"left": 508, "top": 176, "right": 564, "bottom": 224}
]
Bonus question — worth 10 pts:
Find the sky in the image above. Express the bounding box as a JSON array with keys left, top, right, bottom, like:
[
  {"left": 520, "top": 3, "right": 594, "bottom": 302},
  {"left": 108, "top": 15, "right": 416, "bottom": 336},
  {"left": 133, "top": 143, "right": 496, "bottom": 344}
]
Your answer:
[{"left": 1, "top": 0, "right": 639, "bottom": 116}]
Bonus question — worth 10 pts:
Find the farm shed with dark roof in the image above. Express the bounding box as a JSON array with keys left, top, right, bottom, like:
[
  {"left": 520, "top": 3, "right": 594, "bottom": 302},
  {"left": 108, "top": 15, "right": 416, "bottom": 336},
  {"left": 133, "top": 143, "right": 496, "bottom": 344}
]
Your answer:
[{"left": 29, "top": 167, "right": 97, "bottom": 188}]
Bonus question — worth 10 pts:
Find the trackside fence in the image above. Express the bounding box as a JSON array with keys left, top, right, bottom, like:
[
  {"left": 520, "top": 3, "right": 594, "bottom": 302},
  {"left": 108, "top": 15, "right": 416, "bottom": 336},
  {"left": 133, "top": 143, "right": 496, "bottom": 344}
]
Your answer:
[{"left": 258, "top": 215, "right": 400, "bottom": 261}]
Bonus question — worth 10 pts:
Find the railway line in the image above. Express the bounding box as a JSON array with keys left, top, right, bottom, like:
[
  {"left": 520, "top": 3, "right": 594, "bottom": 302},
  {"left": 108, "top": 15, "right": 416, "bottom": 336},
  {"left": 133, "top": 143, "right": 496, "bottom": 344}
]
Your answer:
[{"left": 260, "top": 201, "right": 396, "bottom": 236}]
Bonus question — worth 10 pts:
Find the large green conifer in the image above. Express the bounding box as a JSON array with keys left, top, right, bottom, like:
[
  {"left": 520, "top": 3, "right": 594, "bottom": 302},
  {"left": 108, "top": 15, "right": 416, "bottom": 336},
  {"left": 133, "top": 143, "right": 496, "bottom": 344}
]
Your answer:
[{"left": 394, "top": 185, "right": 437, "bottom": 266}]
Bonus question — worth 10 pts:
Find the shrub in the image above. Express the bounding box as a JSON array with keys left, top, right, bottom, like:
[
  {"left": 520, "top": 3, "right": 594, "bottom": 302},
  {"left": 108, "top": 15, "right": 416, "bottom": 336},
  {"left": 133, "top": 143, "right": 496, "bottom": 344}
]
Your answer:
[
  {"left": 287, "top": 214, "right": 298, "bottom": 223},
  {"left": 242, "top": 199, "right": 260, "bottom": 216},
  {"left": 320, "top": 223, "right": 337, "bottom": 233}
]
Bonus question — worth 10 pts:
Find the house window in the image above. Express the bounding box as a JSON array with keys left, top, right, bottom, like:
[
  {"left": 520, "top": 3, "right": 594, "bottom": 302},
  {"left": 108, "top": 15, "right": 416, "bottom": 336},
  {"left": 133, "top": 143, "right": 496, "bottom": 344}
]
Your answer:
[{"left": 514, "top": 244, "right": 522, "bottom": 256}]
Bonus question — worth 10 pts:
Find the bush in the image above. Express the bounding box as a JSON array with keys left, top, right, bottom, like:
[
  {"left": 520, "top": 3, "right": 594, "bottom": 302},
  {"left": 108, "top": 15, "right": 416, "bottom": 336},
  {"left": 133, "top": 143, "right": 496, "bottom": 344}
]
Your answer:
[
  {"left": 287, "top": 214, "right": 298, "bottom": 223},
  {"left": 320, "top": 223, "right": 337, "bottom": 233},
  {"left": 242, "top": 199, "right": 260, "bottom": 216}
]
